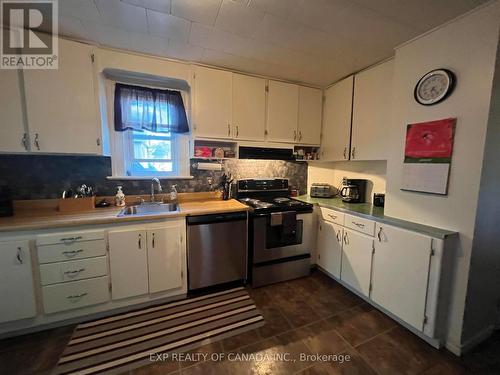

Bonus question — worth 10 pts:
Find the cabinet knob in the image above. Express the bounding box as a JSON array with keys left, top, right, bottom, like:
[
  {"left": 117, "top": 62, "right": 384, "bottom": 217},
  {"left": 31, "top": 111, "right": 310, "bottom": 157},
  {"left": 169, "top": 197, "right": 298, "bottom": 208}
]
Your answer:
[
  {"left": 377, "top": 227, "right": 383, "bottom": 242},
  {"left": 21, "top": 133, "right": 28, "bottom": 150},
  {"left": 34, "top": 133, "right": 40, "bottom": 150},
  {"left": 16, "top": 247, "right": 23, "bottom": 264}
]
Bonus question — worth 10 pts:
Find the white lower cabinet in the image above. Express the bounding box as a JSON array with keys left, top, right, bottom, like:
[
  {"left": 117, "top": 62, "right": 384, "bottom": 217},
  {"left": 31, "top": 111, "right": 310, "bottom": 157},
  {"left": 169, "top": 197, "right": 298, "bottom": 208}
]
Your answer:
[
  {"left": 108, "top": 220, "right": 186, "bottom": 299},
  {"left": 317, "top": 220, "right": 343, "bottom": 278},
  {"left": 39, "top": 256, "right": 108, "bottom": 286},
  {"left": 42, "top": 276, "right": 110, "bottom": 314},
  {"left": 371, "top": 223, "right": 433, "bottom": 330},
  {"left": 0, "top": 240, "right": 36, "bottom": 323},
  {"left": 108, "top": 229, "right": 149, "bottom": 300},
  {"left": 147, "top": 225, "right": 183, "bottom": 294},
  {"left": 340, "top": 228, "right": 374, "bottom": 297}
]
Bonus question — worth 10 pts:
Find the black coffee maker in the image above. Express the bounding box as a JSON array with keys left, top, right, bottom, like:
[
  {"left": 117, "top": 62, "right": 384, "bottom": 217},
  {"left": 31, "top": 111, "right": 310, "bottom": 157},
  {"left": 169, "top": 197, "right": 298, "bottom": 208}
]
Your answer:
[{"left": 340, "top": 178, "right": 367, "bottom": 203}]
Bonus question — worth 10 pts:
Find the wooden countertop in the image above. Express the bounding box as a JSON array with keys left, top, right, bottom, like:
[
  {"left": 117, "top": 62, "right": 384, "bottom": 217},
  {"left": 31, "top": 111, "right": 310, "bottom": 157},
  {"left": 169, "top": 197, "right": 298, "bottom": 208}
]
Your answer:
[{"left": 0, "top": 198, "right": 249, "bottom": 233}]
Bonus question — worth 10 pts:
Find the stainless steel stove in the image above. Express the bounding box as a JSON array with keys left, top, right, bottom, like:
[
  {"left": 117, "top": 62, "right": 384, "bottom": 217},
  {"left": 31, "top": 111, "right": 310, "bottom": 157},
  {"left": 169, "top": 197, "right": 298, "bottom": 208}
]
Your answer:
[{"left": 235, "top": 179, "right": 313, "bottom": 287}]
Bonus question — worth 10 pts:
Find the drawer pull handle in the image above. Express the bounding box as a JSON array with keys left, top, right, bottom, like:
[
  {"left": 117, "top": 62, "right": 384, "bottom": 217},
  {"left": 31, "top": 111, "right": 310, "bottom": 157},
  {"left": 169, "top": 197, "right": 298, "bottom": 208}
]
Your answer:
[
  {"left": 343, "top": 232, "right": 349, "bottom": 245},
  {"left": 328, "top": 214, "right": 337, "bottom": 220},
  {"left": 60, "top": 236, "right": 83, "bottom": 243},
  {"left": 352, "top": 222, "right": 365, "bottom": 228},
  {"left": 152, "top": 233, "right": 155, "bottom": 248},
  {"left": 336, "top": 230, "right": 341, "bottom": 242},
  {"left": 377, "top": 227, "right": 383, "bottom": 242},
  {"left": 62, "top": 249, "right": 84, "bottom": 257},
  {"left": 64, "top": 268, "right": 85, "bottom": 277},
  {"left": 138, "top": 234, "right": 142, "bottom": 249},
  {"left": 67, "top": 292, "right": 88, "bottom": 299},
  {"left": 16, "top": 247, "right": 23, "bottom": 264}
]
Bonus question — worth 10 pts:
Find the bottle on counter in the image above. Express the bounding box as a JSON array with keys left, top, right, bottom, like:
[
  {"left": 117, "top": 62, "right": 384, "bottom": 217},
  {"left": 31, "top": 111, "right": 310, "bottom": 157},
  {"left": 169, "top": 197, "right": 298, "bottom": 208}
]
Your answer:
[
  {"left": 115, "top": 186, "right": 126, "bottom": 207},
  {"left": 170, "top": 185, "right": 178, "bottom": 204}
]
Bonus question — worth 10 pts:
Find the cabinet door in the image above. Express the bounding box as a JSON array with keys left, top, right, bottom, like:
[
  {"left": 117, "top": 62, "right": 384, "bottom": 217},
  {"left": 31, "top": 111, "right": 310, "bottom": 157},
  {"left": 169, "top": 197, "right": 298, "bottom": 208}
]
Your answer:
[
  {"left": 266, "top": 80, "right": 299, "bottom": 143},
  {"left": 232, "top": 74, "right": 266, "bottom": 141},
  {"left": 147, "top": 224, "right": 183, "bottom": 294},
  {"left": 341, "top": 228, "right": 373, "bottom": 296},
  {"left": 0, "top": 240, "right": 36, "bottom": 323},
  {"left": 193, "top": 66, "right": 232, "bottom": 139},
  {"left": 321, "top": 76, "right": 353, "bottom": 161},
  {"left": 108, "top": 229, "right": 148, "bottom": 299},
  {"left": 0, "top": 70, "right": 27, "bottom": 152},
  {"left": 371, "top": 224, "right": 432, "bottom": 330},
  {"left": 317, "top": 220, "right": 343, "bottom": 278},
  {"left": 351, "top": 60, "right": 394, "bottom": 161},
  {"left": 23, "top": 39, "right": 100, "bottom": 154},
  {"left": 298, "top": 86, "right": 322, "bottom": 145}
]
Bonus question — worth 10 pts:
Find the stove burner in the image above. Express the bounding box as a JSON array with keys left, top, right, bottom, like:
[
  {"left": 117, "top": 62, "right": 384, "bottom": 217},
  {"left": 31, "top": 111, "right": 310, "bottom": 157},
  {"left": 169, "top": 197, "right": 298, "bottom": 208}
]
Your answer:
[{"left": 273, "top": 197, "right": 291, "bottom": 204}]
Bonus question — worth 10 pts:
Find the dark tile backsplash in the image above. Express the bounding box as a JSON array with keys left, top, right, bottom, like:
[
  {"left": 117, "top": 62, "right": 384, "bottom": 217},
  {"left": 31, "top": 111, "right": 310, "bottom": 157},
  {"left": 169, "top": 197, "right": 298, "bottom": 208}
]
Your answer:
[{"left": 0, "top": 155, "right": 307, "bottom": 200}]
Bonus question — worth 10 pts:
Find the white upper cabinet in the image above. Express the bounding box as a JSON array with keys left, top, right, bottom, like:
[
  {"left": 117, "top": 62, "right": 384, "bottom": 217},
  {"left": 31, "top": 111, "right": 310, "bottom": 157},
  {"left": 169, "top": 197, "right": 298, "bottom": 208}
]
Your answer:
[
  {"left": 322, "top": 76, "right": 353, "bottom": 161},
  {"left": 351, "top": 60, "right": 394, "bottom": 160},
  {"left": 298, "top": 86, "right": 322, "bottom": 145},
  {"left": 371, "top": 223, "right": 432, "bottom": 330},
  {"left": 193, "top": 66, "right": 233, "bottom": 139},
  {"left": 232, "top": 74, "right": 266, "bottom": 141},
  {"left": 0, "top": 240, "right": 36, "bottom": 323},
  {"left": 0, "top": 70, "right": 27, "bottom": 153},
  {"left": 266, "top": 80, "right": 299, "bottom": 143},
  {"left": 23, "top": 38, "right": 101, "bottom": 154}
]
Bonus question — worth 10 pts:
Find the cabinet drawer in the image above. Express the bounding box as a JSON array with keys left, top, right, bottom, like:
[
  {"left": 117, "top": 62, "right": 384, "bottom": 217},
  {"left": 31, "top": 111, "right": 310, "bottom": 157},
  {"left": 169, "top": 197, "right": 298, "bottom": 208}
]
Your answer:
[
  {"left": 344, "top": 214, "right": 375, "bottom": 236},
  {"left": 36, "top": 230, "right": 105, "bottom": 246},
  {"left": 319, "top": 207, "right": 344, "bottom": 225},
  {"left": 42, "top": 276, "right": 110, "bottom": 314},
  {"left": 37, "top": 239, "right": 106, "bottom": 264},
  {"left": 39, "top": 256, "right": 108, "bottom": 286}
]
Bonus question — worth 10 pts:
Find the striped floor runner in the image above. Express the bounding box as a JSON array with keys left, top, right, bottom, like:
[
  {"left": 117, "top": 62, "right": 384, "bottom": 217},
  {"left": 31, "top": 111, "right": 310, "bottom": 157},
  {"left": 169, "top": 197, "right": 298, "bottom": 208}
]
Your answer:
[{"left": 55, "top": 287, "right": 264, "bottom": 375}]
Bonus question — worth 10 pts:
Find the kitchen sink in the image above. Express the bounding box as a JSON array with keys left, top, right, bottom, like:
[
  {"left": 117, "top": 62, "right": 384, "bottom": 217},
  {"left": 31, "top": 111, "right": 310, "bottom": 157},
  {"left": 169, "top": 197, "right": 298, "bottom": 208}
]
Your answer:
[{"left": 117, "top": 202, "right": 178, "bottom": 217}]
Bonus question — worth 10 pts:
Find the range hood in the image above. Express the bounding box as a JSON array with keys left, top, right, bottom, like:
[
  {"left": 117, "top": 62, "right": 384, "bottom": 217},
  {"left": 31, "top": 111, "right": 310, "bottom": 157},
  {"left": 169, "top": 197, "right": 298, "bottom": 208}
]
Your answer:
[{"left": 238, "top": 146, "right": 294, "bottom": 161}]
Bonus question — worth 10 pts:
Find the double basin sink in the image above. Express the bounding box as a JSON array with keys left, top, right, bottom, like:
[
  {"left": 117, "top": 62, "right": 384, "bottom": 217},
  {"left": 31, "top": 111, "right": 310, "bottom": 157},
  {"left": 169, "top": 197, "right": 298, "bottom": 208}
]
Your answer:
[{"left": 117, "top": 202, "right": 178, "bottom": 217}]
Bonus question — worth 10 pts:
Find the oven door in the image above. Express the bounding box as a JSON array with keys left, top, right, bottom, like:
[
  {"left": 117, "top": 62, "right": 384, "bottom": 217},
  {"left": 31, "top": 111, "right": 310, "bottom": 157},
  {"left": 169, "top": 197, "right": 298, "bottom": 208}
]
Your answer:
[{"left": 252, "top": 213, "right": 313, "bottom": 263}]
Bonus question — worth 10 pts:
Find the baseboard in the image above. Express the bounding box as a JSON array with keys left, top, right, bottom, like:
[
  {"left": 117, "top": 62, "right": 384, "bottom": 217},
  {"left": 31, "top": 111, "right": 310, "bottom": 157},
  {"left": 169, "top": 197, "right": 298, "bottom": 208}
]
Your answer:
[{"left": 449, "top": 324, "right": 496, "bottom": 356}]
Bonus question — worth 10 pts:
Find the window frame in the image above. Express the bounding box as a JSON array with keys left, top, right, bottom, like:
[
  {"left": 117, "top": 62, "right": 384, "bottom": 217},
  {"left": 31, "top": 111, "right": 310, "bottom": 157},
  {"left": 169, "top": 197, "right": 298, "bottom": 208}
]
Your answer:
[
  {"left": 123, "top": 130, "right": 179, "bottom": 177},
  {"left": 105, "top": 79, "right": 192, "bottom": 179}
]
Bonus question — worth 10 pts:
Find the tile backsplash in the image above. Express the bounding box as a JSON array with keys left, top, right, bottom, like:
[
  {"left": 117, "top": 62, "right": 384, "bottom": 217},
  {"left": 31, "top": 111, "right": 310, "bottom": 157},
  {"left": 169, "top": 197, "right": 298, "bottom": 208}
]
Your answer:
[{"left": 0, "top": 155, "right": 307, "bottom": 200}]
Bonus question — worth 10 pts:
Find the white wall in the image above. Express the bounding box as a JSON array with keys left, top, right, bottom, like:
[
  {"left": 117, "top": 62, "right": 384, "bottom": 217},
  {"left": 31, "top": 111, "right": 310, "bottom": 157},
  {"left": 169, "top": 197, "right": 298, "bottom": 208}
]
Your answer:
[
  {"left": 383, "top": 1, "right": 500, "bottom": 354},
  {"left": 308, "top": 160, "right": 387, "bottom": 203},
  {"left": 462, "top": 34, "right": 500, "bottom": 351}
]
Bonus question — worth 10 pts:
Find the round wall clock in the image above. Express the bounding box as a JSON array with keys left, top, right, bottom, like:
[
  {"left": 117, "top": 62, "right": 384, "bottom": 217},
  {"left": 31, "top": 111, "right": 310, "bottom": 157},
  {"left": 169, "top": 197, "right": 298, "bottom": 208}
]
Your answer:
[{"left": 414, "top": 69, "right": 456, "bottom": 106}]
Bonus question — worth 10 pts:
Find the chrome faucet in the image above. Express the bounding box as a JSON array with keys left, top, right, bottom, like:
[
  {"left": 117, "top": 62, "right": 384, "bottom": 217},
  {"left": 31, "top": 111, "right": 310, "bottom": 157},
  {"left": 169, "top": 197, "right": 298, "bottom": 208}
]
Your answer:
[{"left": 150, "top": 178, "right": 163, "bottom": 203}]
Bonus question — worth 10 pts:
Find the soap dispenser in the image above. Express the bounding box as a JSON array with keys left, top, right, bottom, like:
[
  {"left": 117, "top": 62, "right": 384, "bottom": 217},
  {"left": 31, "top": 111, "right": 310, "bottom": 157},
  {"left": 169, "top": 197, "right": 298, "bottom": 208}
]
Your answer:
[
  {"left": 170, "top": 185, "right": 178, "bottom": 204},
  {"left": 115, "top": 186, "right": 126, "bottom": 207}
]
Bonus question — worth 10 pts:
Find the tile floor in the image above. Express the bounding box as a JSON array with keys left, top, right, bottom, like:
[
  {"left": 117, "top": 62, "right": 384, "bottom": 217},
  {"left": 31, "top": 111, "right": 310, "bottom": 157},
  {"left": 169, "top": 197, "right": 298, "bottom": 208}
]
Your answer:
[{"left": 1, "top": 270, "right": 500, "bottom": 375}]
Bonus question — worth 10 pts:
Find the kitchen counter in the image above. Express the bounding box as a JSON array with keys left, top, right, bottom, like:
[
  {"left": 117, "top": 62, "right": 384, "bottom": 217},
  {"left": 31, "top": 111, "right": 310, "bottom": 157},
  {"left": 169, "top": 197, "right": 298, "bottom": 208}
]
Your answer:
[
  {"left": 296, "top": 195, "right": 457, "bottom": 239},
  {"left": 0, "top": 198, "right": 249, "bottom": 232}
]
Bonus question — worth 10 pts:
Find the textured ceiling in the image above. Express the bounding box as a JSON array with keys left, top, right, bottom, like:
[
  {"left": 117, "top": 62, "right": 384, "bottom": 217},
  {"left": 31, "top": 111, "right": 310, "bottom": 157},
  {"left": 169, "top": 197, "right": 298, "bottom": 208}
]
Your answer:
[{"left": 58, "top": 0, "right": 489, "bottom": 86}]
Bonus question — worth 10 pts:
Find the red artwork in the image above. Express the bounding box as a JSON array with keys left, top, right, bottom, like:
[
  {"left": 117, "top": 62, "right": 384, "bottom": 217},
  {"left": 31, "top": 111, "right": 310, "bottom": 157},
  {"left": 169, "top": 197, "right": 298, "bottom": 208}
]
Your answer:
[{"left": 405, "top": 118, "right": 456, "bottom": 160}]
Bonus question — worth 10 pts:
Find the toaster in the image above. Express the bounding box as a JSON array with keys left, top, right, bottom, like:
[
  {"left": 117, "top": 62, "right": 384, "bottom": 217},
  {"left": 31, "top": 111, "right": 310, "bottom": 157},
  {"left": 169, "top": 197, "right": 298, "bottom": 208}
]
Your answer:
[{"left": 310, "top": 183, "right": 338, "bottom": 198}]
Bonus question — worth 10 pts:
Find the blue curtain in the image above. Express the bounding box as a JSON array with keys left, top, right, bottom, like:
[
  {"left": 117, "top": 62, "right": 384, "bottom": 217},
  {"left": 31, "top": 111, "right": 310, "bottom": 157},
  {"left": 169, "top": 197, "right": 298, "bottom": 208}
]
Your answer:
[{"left": 114, "top": 83, "right": 189, "bottom": 133}]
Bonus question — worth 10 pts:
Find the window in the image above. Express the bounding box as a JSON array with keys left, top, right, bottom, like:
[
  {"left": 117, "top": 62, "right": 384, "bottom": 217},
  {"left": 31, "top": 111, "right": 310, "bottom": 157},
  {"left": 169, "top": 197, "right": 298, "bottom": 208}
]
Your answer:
[
  {"left": 125, "top": 130, "right": 177, "bottom": 176},
  {"left": 110, "top": 82, "right": 190, "bottom": 178}
]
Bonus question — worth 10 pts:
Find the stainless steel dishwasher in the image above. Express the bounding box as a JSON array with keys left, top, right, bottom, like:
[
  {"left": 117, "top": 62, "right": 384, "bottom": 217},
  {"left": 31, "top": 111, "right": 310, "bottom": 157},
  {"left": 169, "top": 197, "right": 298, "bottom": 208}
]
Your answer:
[{"left": 187, "top": 211, "right": 248, "bottom": 290}]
